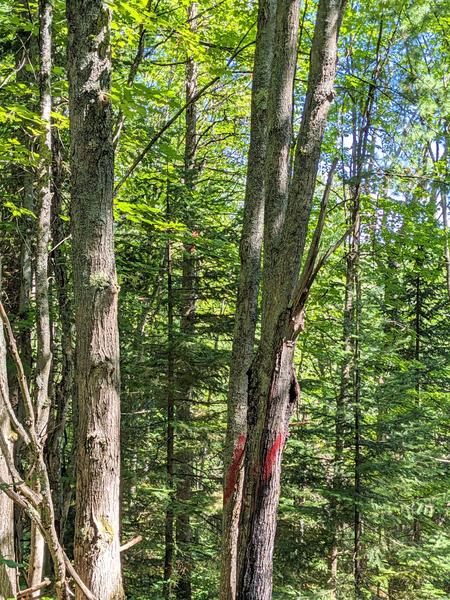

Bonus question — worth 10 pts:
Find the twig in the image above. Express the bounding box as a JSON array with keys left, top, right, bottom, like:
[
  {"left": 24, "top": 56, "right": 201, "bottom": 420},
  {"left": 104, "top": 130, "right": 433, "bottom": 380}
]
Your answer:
[{"left": 291, "top": 160, "right": 339, "bottom": 326}]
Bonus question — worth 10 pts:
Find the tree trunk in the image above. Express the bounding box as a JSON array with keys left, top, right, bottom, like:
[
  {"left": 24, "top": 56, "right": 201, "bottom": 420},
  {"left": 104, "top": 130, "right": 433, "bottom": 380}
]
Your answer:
[
  {"left": 221, "top": 0, "right": 276, "bottom": 597},
  {"left": 164, "top": 227, "right": 175, "bottom": 596},
  {"left": 175, "top": 6, "right": 199, "bottom": 597},
  {"left": 67, "top": 0, "right": 124, "bottom": 597},
  {"left": 29, "top": 0, "right": 54, "bottom": 590},
  {"left": 46, "top": 131, "right": 74, "bottom": 542},
  {"left": 236, "top": 0, "right": 347, "bottom": 597}
]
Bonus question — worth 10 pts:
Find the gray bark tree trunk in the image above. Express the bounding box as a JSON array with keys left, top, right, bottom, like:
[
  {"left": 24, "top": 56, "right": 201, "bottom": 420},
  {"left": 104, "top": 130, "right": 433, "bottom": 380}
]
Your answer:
[
  {"left": 236, "top": 0, "right": 347, "bottom": 597},
  {"left": 220, "top": 1, "right": 276, "bottom": 598},
  {"left": 29, "top": 0, "right": 54, "bottom": 590},
  {"left": 46, "top": 131, "right": 74, "bottom": 542},
  {"left": 67, "top": 1, "right": 124, "bottom": 598}
]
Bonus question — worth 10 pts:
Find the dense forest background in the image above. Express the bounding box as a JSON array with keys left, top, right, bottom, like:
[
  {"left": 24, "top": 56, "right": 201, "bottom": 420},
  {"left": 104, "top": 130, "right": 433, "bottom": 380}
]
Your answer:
[{"left": 0, "top": 0, "right": 449, "bottom": 598}]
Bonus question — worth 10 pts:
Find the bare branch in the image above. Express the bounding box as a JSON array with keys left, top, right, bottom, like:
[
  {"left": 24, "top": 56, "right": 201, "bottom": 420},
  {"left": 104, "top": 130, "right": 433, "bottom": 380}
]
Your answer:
[
  {"left": 291, "top": 159, "right": 339, "bottom": 318},
  {"left": 17, "top": 578, "right": 51, "bottom": 598},
  {"left": 120, "top": 535, "right": 143, "bottom": 553},
  {"left": 0, "top": 301, "right": 37, "bottom": 446}
]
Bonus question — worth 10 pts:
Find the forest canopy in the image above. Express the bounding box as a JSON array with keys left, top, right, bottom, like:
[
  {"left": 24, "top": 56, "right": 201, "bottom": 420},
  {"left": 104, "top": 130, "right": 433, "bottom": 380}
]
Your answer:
[{"left": 0, "top": 0, "right": 449, "bottom": 599}]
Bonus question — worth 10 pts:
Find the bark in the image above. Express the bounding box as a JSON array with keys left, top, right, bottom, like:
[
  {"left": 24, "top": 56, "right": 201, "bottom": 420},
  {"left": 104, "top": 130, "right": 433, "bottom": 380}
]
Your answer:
[
  {"left": 175, "top": 6, "right": 199, "bottom": 597},
  {"left": 221, "top": 0, "right": 276, "bottom": 596},
  {"left": 67, "top": 0, "right": 124, "bottom": 598},
  {"left": 29, "top": 0, "right": 54, "bottom": 589},
  {"left": 46, "top": 131, "right": 74, "bottom": 541},
  {"left": 236, "top": 0, "right": 347, "bottom": 597}
]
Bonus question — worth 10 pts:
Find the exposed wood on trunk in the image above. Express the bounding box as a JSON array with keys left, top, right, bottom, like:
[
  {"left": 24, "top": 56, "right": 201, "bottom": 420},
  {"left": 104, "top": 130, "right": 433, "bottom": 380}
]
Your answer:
[{"left": 67, "top": 0, "right": 124, "bottom": 597}]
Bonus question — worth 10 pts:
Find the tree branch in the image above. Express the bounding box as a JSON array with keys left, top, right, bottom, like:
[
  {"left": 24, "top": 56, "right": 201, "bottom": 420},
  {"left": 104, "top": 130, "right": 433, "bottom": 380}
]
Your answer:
[{"left": 113, "top": 24, "right": 256, "bottom": 196}]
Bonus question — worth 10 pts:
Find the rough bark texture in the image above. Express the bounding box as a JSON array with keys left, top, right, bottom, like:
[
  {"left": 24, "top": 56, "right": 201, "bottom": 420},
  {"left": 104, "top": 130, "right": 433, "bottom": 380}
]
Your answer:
[
  {"left": 236, "top": 0, "right": 347, "bottom": 597},
  {"left": 29, "top": 0, "right": 54, "bottom": 590},
  {"left": 67, "top": 1, "right": 124, "bottom": 598},
  {"left": 220, "top": 1, "right": 276, "bottom": 596},
  {"left": 46, "top": 131, "right": 74, "bottom": 541}
]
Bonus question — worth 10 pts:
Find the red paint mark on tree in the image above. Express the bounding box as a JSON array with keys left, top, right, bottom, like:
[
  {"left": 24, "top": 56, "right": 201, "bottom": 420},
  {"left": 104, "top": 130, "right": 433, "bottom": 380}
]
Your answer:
[
  {"left": 224, "top": 434, "right": 246, "bottom": 505},
  {"left": 262, "top": 432, "right": 285, "bottom": 482}
]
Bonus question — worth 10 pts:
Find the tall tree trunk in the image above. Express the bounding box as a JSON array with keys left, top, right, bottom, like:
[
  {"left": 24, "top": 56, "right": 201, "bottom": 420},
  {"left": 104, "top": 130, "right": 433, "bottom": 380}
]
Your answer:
[
  {"left": 352, "top": 222, "right": 362, "bottom": 599},
  {"left": 0, "top": 272, "right": 18, "bottom": 600},
  {"left": 236, "top": 0, "right": 347, "bottom": 597},
  {"left": 164, "top": 203, "right": 175, "bottom": 596},
  {"left": 220, "top": 0, "right": 276, "bottom": 597},
  {"left": 28, "top": 0, "right": 54, "bottom": 590},
  {"left": 67, "top": 0, "right": 124, "bottom": 597},
  {"left": 175, "top": 6, "right": 198, "bottom": 597},
  {"left": 329, "top": 26, "right": 382, "bottom": 591},
  {"left": 46, "top": 131, "right": 74, "bottom": 542}
]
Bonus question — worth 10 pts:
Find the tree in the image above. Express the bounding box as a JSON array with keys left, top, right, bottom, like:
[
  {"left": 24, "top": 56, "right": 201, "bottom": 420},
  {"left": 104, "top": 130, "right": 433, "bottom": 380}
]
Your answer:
[
  {"left": 221, "top": 1, "right": 276, "bottom": 597},
  {"left": 235, "top": 0, "right": 347, "bottom": 596},
  {"left": 67, "top": 0, "right": 124, "bottom": 597},
  {"left": 0, "top": 0, "right": 449, "bottom": 597},
  {"left": 28, "top": 0, "right": 54, "bottom": 589}
]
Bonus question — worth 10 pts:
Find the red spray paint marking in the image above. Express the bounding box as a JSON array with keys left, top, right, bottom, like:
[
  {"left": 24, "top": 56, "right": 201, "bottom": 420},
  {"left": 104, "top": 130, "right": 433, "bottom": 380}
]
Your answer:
[
  {"left": 262, "top": 432, "right": 285, "bottom": 482},
  {"left": 224, "top": 434, "right": 246, "bottom": 505}
]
